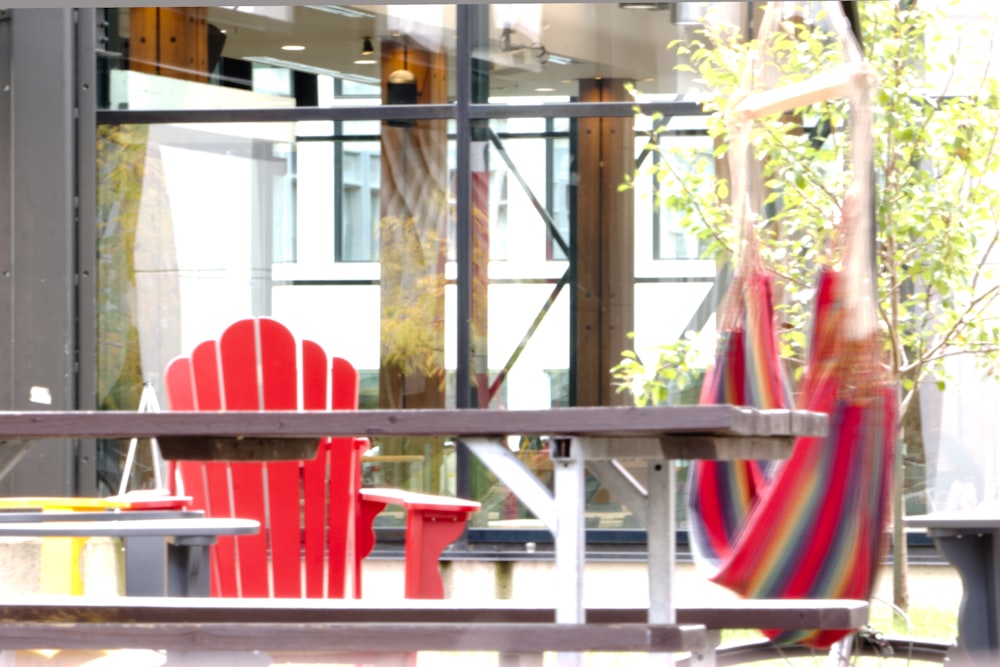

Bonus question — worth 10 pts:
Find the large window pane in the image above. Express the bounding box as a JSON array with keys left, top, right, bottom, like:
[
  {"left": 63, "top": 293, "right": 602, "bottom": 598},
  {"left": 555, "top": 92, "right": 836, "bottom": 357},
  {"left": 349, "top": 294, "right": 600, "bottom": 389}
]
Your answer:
[{"left": 94, "top": 3, "right": 722, "bottom": 538}]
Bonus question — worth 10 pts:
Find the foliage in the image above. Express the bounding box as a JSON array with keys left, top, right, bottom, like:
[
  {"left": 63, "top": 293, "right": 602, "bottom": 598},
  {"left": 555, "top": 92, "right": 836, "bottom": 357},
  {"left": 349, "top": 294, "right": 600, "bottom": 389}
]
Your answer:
[
  {"left": 379, "top": 214, "right": 448, "bottom": 380},
  {"left": 96, "top": 124, "right": 150, "bottom": 411},
  {"left": 615, "top": 332, "right": 702, "bottom": 407},
  {"left": 614, "top": 1, "right": 1000, "bottom": 425}
]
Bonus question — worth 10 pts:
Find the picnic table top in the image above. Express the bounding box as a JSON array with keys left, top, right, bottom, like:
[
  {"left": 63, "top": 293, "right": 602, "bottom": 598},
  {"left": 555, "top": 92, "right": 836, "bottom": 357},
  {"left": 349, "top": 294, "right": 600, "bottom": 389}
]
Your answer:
[
  {"left": 0, "top": 405, "right": 827, "bottom": 461},
  {"left": 0, "top": 405, "right": 827, "bottom": 439}
]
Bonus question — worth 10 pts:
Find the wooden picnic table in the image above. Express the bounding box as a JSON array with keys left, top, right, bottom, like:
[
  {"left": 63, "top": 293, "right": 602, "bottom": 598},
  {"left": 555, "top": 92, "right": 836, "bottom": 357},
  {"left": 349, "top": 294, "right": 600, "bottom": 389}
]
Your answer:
[
  {"left": 0, "top": 595, "right": 868, "bottom": 664},
  {"left": 0, "top": 405, "right": 829, "bottom": 664}
]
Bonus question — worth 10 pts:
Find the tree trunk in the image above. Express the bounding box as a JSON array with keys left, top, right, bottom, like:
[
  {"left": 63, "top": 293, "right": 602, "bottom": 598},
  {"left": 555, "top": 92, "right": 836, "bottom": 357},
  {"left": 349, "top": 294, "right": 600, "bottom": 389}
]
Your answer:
[{"left": 892, "top": 428, "right": 909, "bottom": 611}]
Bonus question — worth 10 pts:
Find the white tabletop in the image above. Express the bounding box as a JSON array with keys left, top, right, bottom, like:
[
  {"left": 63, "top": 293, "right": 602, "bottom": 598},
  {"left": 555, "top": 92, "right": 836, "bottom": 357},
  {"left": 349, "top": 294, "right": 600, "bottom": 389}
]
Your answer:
[
  {"left": 0, "top": 517, "right": 259, "bottom": 538},
  {"left": 906, "top": 511, "right": 1000, "bottom": 530}
]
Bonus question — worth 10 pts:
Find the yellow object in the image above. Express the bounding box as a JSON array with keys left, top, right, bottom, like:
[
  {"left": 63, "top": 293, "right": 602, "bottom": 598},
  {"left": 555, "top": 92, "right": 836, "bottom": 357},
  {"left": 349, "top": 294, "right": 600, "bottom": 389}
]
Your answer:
[
  {"left": 14, "top": 649, "right": 111, "bottom": 666},
  {"left": 0, "top": 497, "right": 128, "bottom": 595},
  {"left": 0, "top": 497, "right": 129, "bottom": 510}
]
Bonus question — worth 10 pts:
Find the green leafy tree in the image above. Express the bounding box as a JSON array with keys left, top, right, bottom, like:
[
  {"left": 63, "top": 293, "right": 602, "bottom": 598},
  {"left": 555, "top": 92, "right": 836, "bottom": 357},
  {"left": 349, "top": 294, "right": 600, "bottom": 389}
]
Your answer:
[{"left": 615, "top": 1, "right": 1000, "bottom": 610}]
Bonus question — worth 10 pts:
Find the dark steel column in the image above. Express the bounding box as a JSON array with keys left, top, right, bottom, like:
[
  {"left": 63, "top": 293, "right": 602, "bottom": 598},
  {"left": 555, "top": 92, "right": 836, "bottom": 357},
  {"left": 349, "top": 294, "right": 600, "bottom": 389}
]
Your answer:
[{"left": 2, "top": 9, "right": 78, "bottom": 494}]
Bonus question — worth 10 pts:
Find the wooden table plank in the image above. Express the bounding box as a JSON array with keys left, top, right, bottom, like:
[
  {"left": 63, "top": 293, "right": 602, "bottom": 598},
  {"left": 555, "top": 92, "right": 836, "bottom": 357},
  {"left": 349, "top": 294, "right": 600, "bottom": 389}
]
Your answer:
[
  {"left": 0, "top": 597, "right": 869, "bottom": 631},
  {"left": 0, "top": 621, "right": 709, "bottom": 654},
  {"left": 0, "top": 406, "right": 828, "bottom": 440}
]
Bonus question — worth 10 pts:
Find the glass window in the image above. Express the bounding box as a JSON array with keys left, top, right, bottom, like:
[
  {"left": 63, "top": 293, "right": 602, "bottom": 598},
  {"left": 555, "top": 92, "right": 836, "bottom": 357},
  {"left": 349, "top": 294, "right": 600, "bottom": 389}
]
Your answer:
[
  {"left": 653, "top": 135, "right": 714, "bottom": 261},
  {"left": 93, "top": 3, "right": 720, "bottom": 539},
  {"left": 339, "top": 148, "right": 381, "bottom": 262},
  {"left": 273, "top": 144, "right": 297, "bottom": 264}
]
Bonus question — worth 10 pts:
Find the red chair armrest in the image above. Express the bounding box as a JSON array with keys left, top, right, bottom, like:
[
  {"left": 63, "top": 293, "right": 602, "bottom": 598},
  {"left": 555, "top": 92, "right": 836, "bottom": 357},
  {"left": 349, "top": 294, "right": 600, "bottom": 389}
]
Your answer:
[
  {"left": 359, "top": 488, "right": 480, "bottom": 599},
  {"left": 359, "top": 488, "right": 480, "bottom": 514}
]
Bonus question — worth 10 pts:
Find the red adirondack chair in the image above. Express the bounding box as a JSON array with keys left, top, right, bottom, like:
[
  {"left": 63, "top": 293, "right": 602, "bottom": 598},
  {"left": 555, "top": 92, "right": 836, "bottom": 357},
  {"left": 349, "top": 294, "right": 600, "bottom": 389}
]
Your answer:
[{"left": 162, "top": 317, "right": 479, "bottom": 600}]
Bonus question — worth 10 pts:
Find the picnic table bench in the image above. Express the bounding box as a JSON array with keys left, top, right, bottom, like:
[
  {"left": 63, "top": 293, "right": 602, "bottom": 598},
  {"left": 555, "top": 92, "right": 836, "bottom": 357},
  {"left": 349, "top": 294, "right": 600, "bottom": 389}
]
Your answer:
[{"left": 0, "top": 596, "right": 868, "bottom": 666}]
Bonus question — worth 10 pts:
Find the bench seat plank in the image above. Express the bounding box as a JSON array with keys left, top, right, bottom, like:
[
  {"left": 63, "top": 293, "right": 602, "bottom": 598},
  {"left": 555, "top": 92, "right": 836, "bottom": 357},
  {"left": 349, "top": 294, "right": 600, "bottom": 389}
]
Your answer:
[
  {"left": 0, "top": 621, "right": 708, "bottom": 654},
  {"left": 0, "top": 597, "right": 868, "bottom": 630}
]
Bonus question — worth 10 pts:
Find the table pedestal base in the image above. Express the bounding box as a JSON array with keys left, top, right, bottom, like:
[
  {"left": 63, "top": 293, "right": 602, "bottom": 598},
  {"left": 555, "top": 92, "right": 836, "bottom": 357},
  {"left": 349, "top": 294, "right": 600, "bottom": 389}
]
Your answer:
[{"left": 933, "top": 530, "right": 1000, "bottom": 666}]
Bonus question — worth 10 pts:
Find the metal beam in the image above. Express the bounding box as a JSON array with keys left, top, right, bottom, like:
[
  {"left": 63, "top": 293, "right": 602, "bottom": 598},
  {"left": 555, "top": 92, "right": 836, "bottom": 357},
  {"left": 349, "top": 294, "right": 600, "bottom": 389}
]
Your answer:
[{"left": 1, "top": 0, "right": 705, "bottom": 7}]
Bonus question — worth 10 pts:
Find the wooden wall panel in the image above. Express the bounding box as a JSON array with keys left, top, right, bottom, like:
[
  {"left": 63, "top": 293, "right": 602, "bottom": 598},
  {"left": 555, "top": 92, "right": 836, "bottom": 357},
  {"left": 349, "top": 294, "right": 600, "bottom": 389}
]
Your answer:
[
  {"left": 129, "top": 8, "right": 208, "bottom": 82},
  {"left": 128, "top": 8, "right": 158, "bottom": 75},
  {"left": 601, "top": 101, "right": 635, "bottom": 408},
  {"left": 158, "top": 7, "right": 208, "bottom": 82},
  {"left": 575, "top": 78, "right": 635, "bottom": 407},
  {"left": 575, "top": 106, "right": 603, "bottom": 407}
]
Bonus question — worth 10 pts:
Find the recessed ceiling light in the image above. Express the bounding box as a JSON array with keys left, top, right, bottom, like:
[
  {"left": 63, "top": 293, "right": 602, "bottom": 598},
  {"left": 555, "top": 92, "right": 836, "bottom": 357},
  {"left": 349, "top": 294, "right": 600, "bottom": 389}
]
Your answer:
[
  {"left": 281, "top": 44, "right": 306, "bottom": 52},
  {"left": 354, "top": 58, "right": 377, "bottom": 65},
  {"left": 535, "top": 87, "right": 555, "bottom": 92}
]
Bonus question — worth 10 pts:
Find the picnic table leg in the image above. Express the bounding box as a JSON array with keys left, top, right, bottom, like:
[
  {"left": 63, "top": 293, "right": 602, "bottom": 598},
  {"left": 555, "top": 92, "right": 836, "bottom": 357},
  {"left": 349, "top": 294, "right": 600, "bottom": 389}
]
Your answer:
[
  {"left": 552, "top": 436, "right": 586, "bottom": 667},
  {"left": 646, "top": 459, "right": 676, "bottom": 624},
  {"left": 551, "top": 436, "right": 585, "bottom": 624},
  {"left": 647, "top": 459, "right": 677, "bottom": 667},
  {"left": 462, "top": 437, "right": 559, "bottom": 665},
  {"left": 589, "top": 457, "right": 693, "bottom": 665}
]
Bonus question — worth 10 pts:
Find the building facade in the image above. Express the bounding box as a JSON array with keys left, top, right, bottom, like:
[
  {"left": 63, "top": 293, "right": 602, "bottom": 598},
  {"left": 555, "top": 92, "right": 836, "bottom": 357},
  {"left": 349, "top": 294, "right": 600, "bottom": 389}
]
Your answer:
[{"left": 1, "top": 1, "right": 995, "bottom": 553}]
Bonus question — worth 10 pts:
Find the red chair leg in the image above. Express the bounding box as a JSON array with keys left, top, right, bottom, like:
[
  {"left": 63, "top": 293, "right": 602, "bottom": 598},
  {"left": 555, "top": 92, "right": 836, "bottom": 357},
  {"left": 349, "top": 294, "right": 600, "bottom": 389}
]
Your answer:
[{"left": 403, "top": 509, "right": 471, "bottom": 599}]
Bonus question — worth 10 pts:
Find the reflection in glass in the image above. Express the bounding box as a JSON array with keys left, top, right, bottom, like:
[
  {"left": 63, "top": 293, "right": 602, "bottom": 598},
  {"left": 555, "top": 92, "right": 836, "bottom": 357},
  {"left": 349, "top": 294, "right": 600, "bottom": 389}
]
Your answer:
[
  {"left": 97, "top": 4, "right": 748, "bottom": 112},
  {"left": 93, "top": 3, "right": 724, "bottom": 535}
]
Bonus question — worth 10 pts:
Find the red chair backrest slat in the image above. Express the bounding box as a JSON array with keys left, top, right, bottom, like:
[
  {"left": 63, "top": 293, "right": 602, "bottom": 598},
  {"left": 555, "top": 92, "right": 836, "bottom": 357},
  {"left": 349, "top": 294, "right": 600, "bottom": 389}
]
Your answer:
[{"left": 164, "top": 317, "right": 364, "bottom": 599}]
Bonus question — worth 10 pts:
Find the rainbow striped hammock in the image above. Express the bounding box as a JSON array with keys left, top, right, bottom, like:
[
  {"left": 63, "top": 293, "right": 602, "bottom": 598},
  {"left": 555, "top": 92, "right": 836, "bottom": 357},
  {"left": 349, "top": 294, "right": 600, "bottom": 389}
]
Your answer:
[
  {"left": 688, "top": 265, "right": 896, "bottom": 648},
  {"left": 686, "top": 2, "right": 896, "bottom": 649}
]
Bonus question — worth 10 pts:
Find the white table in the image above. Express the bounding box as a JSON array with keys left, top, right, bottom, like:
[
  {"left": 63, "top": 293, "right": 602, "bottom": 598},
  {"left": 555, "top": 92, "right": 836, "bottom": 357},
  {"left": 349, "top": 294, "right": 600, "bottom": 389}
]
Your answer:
[
  {"left": 0, "top": 514, "right": 259, "bottom": 596},
  {"left": 0, "top": 405, "right": 825, "bottom": 659}
]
